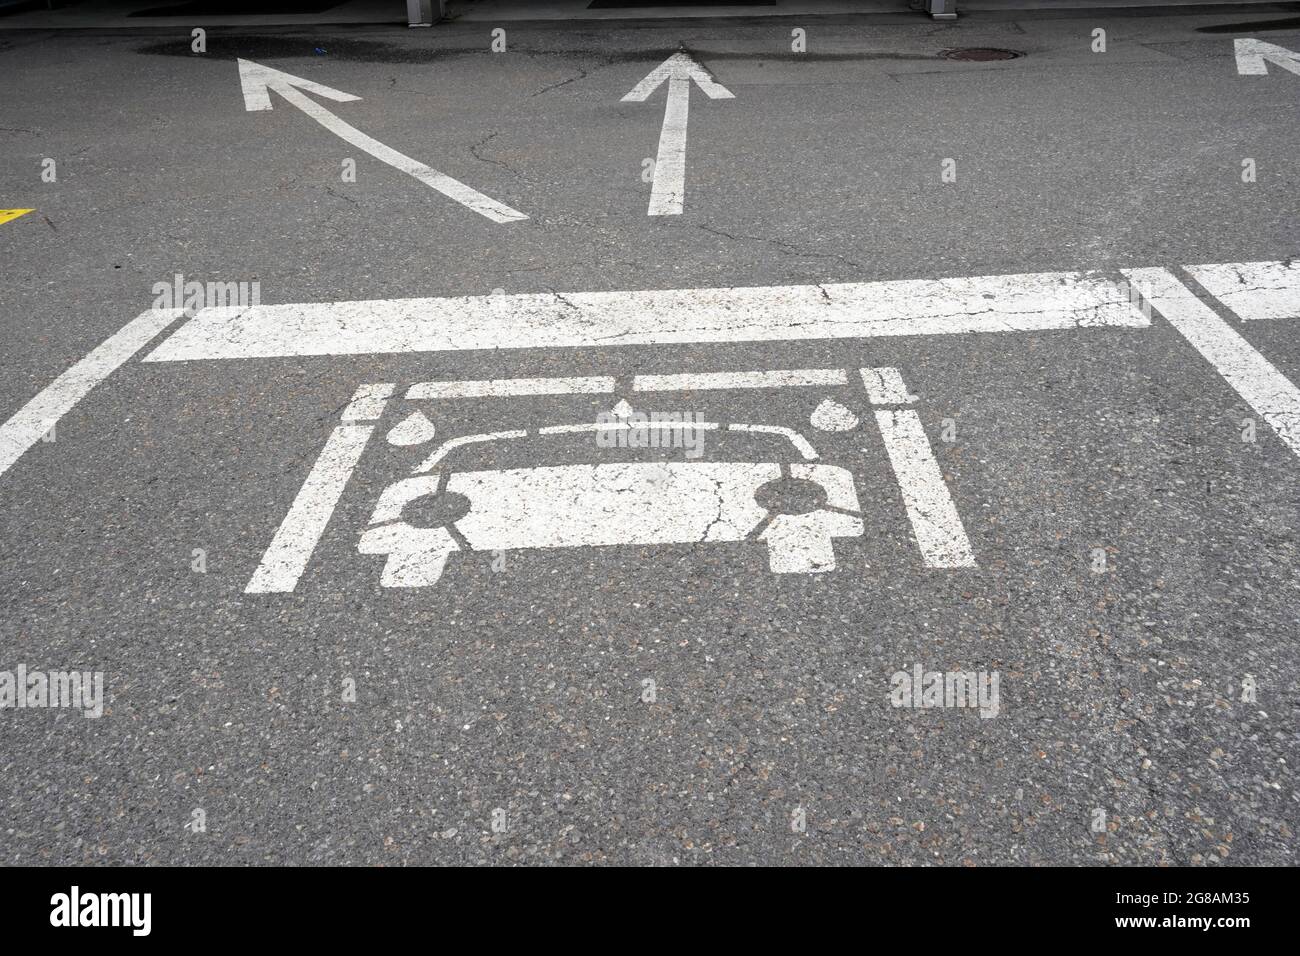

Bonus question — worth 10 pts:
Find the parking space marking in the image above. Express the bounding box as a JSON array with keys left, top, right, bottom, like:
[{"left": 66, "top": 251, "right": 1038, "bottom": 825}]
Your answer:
[
  {"left": 244, "top": 385, "right": 392, "bottom": 594},
  {"left": 0, "top": 308, "right": 183, "bottom": 480},
  {"left": 1185, "top": 260, "right": 1300, "bottom": 321},
  {"left": 0, "top": 209, "right": 35, "bottom": 226},
  {"left": 142, "top": 270, "right": 1147, "bottom": 361},
  {"left": 406, "top": 376, "right": 615, "bottom": 399},
  {"left": 633, "top": 369, "right": 848, "bottom": 390},
  {"left": 860, "top": 367, "right": 919, "bottom": 406},
  {"left": 244, "top": 365, "right": 977, "bottom": 592},
  {"left": 873, "top": 409, "right": 976, "bottom": 569},
  {"left": 342, "top": 383, "right": 396, "bottom": 420},
  {"left": 1127, "top": 266, "right": 1300, "bottom": 458}
]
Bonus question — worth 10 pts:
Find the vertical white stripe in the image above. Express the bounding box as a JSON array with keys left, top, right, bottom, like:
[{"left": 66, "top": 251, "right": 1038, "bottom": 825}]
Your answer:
[
  {"left": 860, "top": 367, "right": 917, "bottom": 406},
  {"left": 245, "top": 424, "right": 374, "bottom": 593},
  {"left": 1125, "top": 266, "right": 1300, "bottom": 458},
  {"left": 648, "top": 77, "right": 690, "bottom": 216},
  {"left": 0, "top": 309, "right": 182, "bottom": 480},
  {"left": 343, "top": 383, "right": 395, "bottom": 421},
  {"left": 874, "top": 409, "right": 976, "bottom": 568}
]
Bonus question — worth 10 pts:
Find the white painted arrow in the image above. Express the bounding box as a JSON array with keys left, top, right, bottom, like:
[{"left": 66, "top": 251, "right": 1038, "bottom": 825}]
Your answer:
[
  {"left": 1234, "top": 38, "right": 1300, "bottom": 77},
  {"left": 622, "top": 52, "right": 733, "bottom": 216},
  {"left": 237, "top": 58, "right": 527, "bottom": 223}
]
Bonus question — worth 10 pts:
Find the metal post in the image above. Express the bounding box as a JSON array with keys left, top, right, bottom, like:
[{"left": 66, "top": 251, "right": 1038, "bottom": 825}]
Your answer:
[
  {"left": 926, "top": 0, "right": 957, "bottom": 19},
  {"left": 406, "top": 0, "right": 438, "bottom": 27}
]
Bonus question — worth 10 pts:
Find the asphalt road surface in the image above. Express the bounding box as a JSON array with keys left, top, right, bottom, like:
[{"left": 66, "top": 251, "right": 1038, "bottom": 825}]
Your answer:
[{"left": 1, "top": 6, "right": 1298, "bottom": 865}]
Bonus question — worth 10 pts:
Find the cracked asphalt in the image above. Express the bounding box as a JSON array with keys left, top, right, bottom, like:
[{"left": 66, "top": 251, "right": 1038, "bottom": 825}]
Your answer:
[{"left": 1, "top": 7, "right": 1298, "bottom": 865}]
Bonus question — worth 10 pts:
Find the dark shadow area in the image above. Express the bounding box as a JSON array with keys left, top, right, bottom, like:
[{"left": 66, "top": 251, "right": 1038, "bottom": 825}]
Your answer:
[
  {"left": 130, "top": 1, "right": 344, "bottom": 15},
  {"left": 1196, "top": 13, "right": 1300, "bottom": 30}
]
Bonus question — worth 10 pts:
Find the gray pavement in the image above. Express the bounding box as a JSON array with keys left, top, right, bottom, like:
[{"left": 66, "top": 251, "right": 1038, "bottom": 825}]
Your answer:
[{"left": 0, "top": 5, "right": 1298, "bottom": 865}]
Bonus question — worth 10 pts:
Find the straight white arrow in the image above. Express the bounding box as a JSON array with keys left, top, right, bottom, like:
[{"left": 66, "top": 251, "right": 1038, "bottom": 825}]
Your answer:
[
  {"left": 1234, "top": 38, "right": 1300, "bottom": 77},
  {"left": 622, "top": 52, "right": 734, "bottom": 217},
  {"left": 237, "top": 58, "right": 527, "bottom": 223}
]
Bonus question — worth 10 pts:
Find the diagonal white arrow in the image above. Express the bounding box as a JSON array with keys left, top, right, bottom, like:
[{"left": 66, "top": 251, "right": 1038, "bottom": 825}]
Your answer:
[
  {"left": 1234, "top": 38, "right": 1300, "bottom": 77},
  {"left": 237, "top": 58, "right": 527, "bottom": 223},
  {"left": 622, "top": 51, "right": 734, "bottom": 217}
]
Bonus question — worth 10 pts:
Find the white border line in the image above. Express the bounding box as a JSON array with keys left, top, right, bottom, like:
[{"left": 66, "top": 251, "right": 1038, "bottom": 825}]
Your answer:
[
  {"left": 245, "top": 424, "right": 375, "bottom": 594},
  {"left": 0, "top": 309, "right": 183, "bottom": 480},
  {"left": 143, "top": 271, "right": 1149, "bottom": 361},
  {"left": 633, "top": 369, "right": 848, "bottom": 391},
  {"left": 407, "top": 377, "right": 615, "bottom": 399},
  {"left": 874, "top": 409, "right": 976, "bottom": 569},
  {"left": 1126, "top": 267, "right": 1300, "bottom": 458},
  {"left": 1184, "top": 260, "right": 1300, "bottom": 322},
  {"left": 245, "top": 383, "right": 393, "bottom": 593}
]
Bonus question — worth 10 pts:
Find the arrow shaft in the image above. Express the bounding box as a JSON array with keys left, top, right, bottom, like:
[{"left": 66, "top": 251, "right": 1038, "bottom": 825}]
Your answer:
[
  {"left": 275, "top": 84, "right": 527, "bottom": 224},
  {"left": 648, "top": 76, "right": 690, "bottom": 217}
]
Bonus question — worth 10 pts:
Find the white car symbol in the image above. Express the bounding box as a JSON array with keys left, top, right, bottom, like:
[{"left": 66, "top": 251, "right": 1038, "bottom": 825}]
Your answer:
[{"left": 359, "top": 420, "right": 864, "bottom": 588}]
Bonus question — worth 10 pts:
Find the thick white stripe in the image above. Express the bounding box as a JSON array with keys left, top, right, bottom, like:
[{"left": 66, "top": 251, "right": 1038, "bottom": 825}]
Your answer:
[
  {"left": 245, "top": 424, "right": 375, "bottom": 593},
  {"left": 406, "top": 376, "right": 614, "bottom": 399},
  {"left": 144, "top": 271, "right": 1147, "bottom": 362},
  {"left": 1126, "top": 267, "right": 1300, "bottom": 458},
  {"left": 1185, "top": 260, "right": 1300, "bottom": 321},
  {"left": 0, "top": 309, "right": 182, "bottom": 480},
  {"left": 634, "top": 369, "right": 847, "bottom": 391},
  {"left": 874, "top": 410, "right": 976, "bottom": 569}
]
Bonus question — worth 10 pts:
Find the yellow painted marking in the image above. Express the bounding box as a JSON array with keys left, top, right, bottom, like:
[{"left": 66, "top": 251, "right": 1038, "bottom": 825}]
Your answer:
[{"left": 0, "top": 209, "right": 35, "bottom": 226}]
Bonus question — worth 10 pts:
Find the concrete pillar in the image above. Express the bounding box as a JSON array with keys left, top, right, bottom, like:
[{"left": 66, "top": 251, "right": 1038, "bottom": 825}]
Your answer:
[{"left": 407, "top": 0, "right": 444, "bottom": 27}]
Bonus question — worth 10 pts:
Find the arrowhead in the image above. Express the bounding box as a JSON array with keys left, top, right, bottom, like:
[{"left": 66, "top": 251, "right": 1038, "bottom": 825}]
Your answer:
[
  {"left": 1235, "top": 38, "right": 1300, "bottom": 77},
  {"left": 237, "top": 58, "right": 362, "bottom": 111},
  {"left": 621, "top": 51, "right": 734, "bottom": 102}
]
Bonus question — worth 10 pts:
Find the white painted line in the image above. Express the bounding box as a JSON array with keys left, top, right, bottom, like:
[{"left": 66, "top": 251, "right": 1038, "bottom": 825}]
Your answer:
[
  {"left": 1185, "top": 260, "right": 1300, "bottom": 321},
  {"left": 245, "top": 423, "right": 375, "bottom": 593},
  {"left": 1126, "top": 266, "right": 1300, "bottom": 458},
  {"left": 727, "top": 423, "right": 818, "bottom": 460},
  {"left": 0, "top": 309, "right": 183, "bottom": 481},
  {"left": 238, "top": 59, "right": 527, "bottom": 224},
  {"left": 860, "top": 367, "right": 917, "bottom": 406},
  {"left": 144, "top": 271, "right": 1148, "bottom": 361},
  {"left": 634, "top": 369, "right": 847, "bottom": 391},
  {"left": 406, "top": 376, "right": 615, "bottom": 399},
  {"left": 538, "top": 420, "right": 720, "bottom": 436},
  {"left": 874, "top": 410, "right": 976, "bottom": 569},
  {"left": 414, "top": 430, "right": 528, "bottom": 471},
  {"left": 622, "top": 52, "right": 734, "bottom": 217},
  {"left": 343, "top": 383, "right": 395, "bottom": 421},
  {"left": 1235, "top": 38, "right": 1300, "bottom": 77}
]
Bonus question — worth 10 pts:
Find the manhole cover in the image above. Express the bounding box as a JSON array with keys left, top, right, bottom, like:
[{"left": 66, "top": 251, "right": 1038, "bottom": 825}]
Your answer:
[{"left": 938, "top": 48, "right": 1024, "bottom": 62}]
